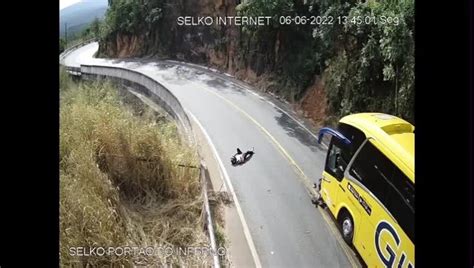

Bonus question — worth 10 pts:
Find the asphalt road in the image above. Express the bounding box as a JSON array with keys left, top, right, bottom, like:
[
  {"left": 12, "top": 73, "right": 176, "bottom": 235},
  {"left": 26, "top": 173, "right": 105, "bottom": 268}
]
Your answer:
[{"left": 62, "top": 43, "right": 353, "bottom": 268}]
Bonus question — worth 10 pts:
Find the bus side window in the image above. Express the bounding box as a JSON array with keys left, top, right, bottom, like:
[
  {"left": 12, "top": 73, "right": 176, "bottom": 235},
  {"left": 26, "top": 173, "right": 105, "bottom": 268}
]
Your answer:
[
  {"left": 348, "top": 141, "right": 391, "bottom": 205},
  {"left": 338, "top": 123, "right": 365, "bottom": 158},
  {"left": 385, "top": 168, "right": 415, "bottom": 243},
  {"left": 324, "top": 123, "right": 366, "bottom": 181},
  {"left": 326, "top": 138, "right": 349, "bottom": 181},
  {"left": 349, "top": 141, "right": 415, "bottom": 242}
]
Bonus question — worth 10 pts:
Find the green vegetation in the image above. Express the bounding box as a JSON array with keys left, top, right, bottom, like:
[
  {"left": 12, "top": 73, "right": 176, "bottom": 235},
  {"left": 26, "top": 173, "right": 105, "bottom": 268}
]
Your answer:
[
  {"left": 60, "top": 18, "right": 103, "bottom": 53},
  {"left": 238, "top": 0, "right": 414, "bottom": 122},
  {"left": 60, "top": 69, "right": 209, "bottom": 266},
  {"left": 80, "top": 18, "right": 102, "bottom": 40},
  {"left": 102, "top": 0, "right": 163, "bottom": 37},
  {"left": 99, "top": 0, "right": 414, "bottom": 123},
  {"left": 237, "top": 0, "right": 319, "bottom": 101}
]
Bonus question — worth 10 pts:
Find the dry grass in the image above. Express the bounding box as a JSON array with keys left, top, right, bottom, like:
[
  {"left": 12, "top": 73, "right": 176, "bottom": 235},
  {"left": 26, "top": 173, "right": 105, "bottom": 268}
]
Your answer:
[{"left": 60, "top": 69, "right": 210, "bottom": 266}]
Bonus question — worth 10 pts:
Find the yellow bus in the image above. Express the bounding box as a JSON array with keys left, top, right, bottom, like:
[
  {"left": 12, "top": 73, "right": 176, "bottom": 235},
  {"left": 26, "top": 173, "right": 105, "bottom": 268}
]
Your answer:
[{"left": 317, "top": 113, "right": 414, "bottom": 267}]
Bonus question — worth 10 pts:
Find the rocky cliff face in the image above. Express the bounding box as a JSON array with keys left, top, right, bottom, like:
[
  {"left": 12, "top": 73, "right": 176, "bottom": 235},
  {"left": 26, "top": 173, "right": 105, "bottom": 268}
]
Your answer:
[
  {"left": 99, "top": 0, "right": 286, "bottom": 77},
  {"left": 100, "top": 0, "right": 236, "bottom": 63}
]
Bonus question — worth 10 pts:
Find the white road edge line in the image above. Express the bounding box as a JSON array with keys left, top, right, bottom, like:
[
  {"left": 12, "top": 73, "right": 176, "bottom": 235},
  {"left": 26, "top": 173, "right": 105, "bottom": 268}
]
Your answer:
[{"left": 186, "top": 109, "right": 262, "bottom": 268}]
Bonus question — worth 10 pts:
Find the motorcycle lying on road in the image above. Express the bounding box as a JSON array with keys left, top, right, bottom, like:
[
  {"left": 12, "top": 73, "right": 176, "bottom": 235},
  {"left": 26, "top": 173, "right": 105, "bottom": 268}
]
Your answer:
[{"left": 230, "top": 148, "right": 255, "bottom": 166}]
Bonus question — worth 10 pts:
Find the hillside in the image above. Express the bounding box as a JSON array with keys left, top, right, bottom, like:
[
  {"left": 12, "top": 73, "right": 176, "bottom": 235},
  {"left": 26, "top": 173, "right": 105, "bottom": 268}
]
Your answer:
[
  {"left": 97, "top": 0, "right": 414, "bottom": 125},
  {"left": 60, "top": 0, "right": 108, "bottom": 36},
  {"left": 59, "top": 69, "right": 210, "bottom": 266}
]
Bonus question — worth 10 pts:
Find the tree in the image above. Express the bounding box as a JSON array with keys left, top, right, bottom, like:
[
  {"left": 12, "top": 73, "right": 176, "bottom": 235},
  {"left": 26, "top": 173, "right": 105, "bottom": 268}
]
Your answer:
[
  {"left": 91, "top": 18, "right": 101, "bottom": 38},
  {"left": 316, "top": 0, "right": 414, "bottom": 122}
]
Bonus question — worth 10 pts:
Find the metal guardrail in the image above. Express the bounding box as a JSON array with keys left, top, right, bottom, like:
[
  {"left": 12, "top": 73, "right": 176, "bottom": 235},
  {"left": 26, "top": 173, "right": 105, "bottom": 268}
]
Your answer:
[
  {"left": 200, "top": 162, "right": 221, "bottom": 268},
  {"left": 64, "top": 66, "right": 81, "bottom": 76},
  {"left": 59, "top": 38, "right": 96, "bottom": 63},
  {"left": 80, "top": 64, "right": 194, "bottom": 145}
]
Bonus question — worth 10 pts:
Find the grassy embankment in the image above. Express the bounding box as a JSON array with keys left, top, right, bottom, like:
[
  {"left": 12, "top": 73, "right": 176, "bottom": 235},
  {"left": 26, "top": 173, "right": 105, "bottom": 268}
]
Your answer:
[{"left": 60, "top": 69, "right": 215, "bottom": 266}]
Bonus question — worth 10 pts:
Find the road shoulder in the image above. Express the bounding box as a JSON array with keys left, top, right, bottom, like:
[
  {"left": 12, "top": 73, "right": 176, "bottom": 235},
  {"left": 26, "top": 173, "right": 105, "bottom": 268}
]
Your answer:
[{"left": 189, "top": 113, "right": 256, "bottom": 268}]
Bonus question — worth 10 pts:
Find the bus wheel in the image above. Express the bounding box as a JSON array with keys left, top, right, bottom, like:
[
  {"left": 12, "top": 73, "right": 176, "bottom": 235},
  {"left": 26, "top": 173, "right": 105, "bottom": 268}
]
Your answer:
[{"left": 339, "top": 211, "right": 354, "bottom": 245}]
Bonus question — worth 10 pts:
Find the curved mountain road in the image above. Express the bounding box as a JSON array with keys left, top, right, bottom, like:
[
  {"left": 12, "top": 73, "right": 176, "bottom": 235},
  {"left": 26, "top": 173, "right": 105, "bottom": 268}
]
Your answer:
[{"left": 62, "top": 42, "right": 360, "bottom": 268}]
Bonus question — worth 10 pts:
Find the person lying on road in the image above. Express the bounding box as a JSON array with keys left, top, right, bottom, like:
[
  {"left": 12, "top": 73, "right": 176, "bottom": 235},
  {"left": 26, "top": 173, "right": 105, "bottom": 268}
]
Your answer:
[{"left": 231, "top": 148, "right": 254, "bottom": 166}]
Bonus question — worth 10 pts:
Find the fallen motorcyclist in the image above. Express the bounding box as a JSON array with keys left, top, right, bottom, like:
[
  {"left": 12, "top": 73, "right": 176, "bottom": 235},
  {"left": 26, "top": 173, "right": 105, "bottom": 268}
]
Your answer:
[
  {"left": 311, "top": 178, "right": 325, "bottom": 207},
  {"left": 230, "top": 148, "right": 255, "bottom": 166}
]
